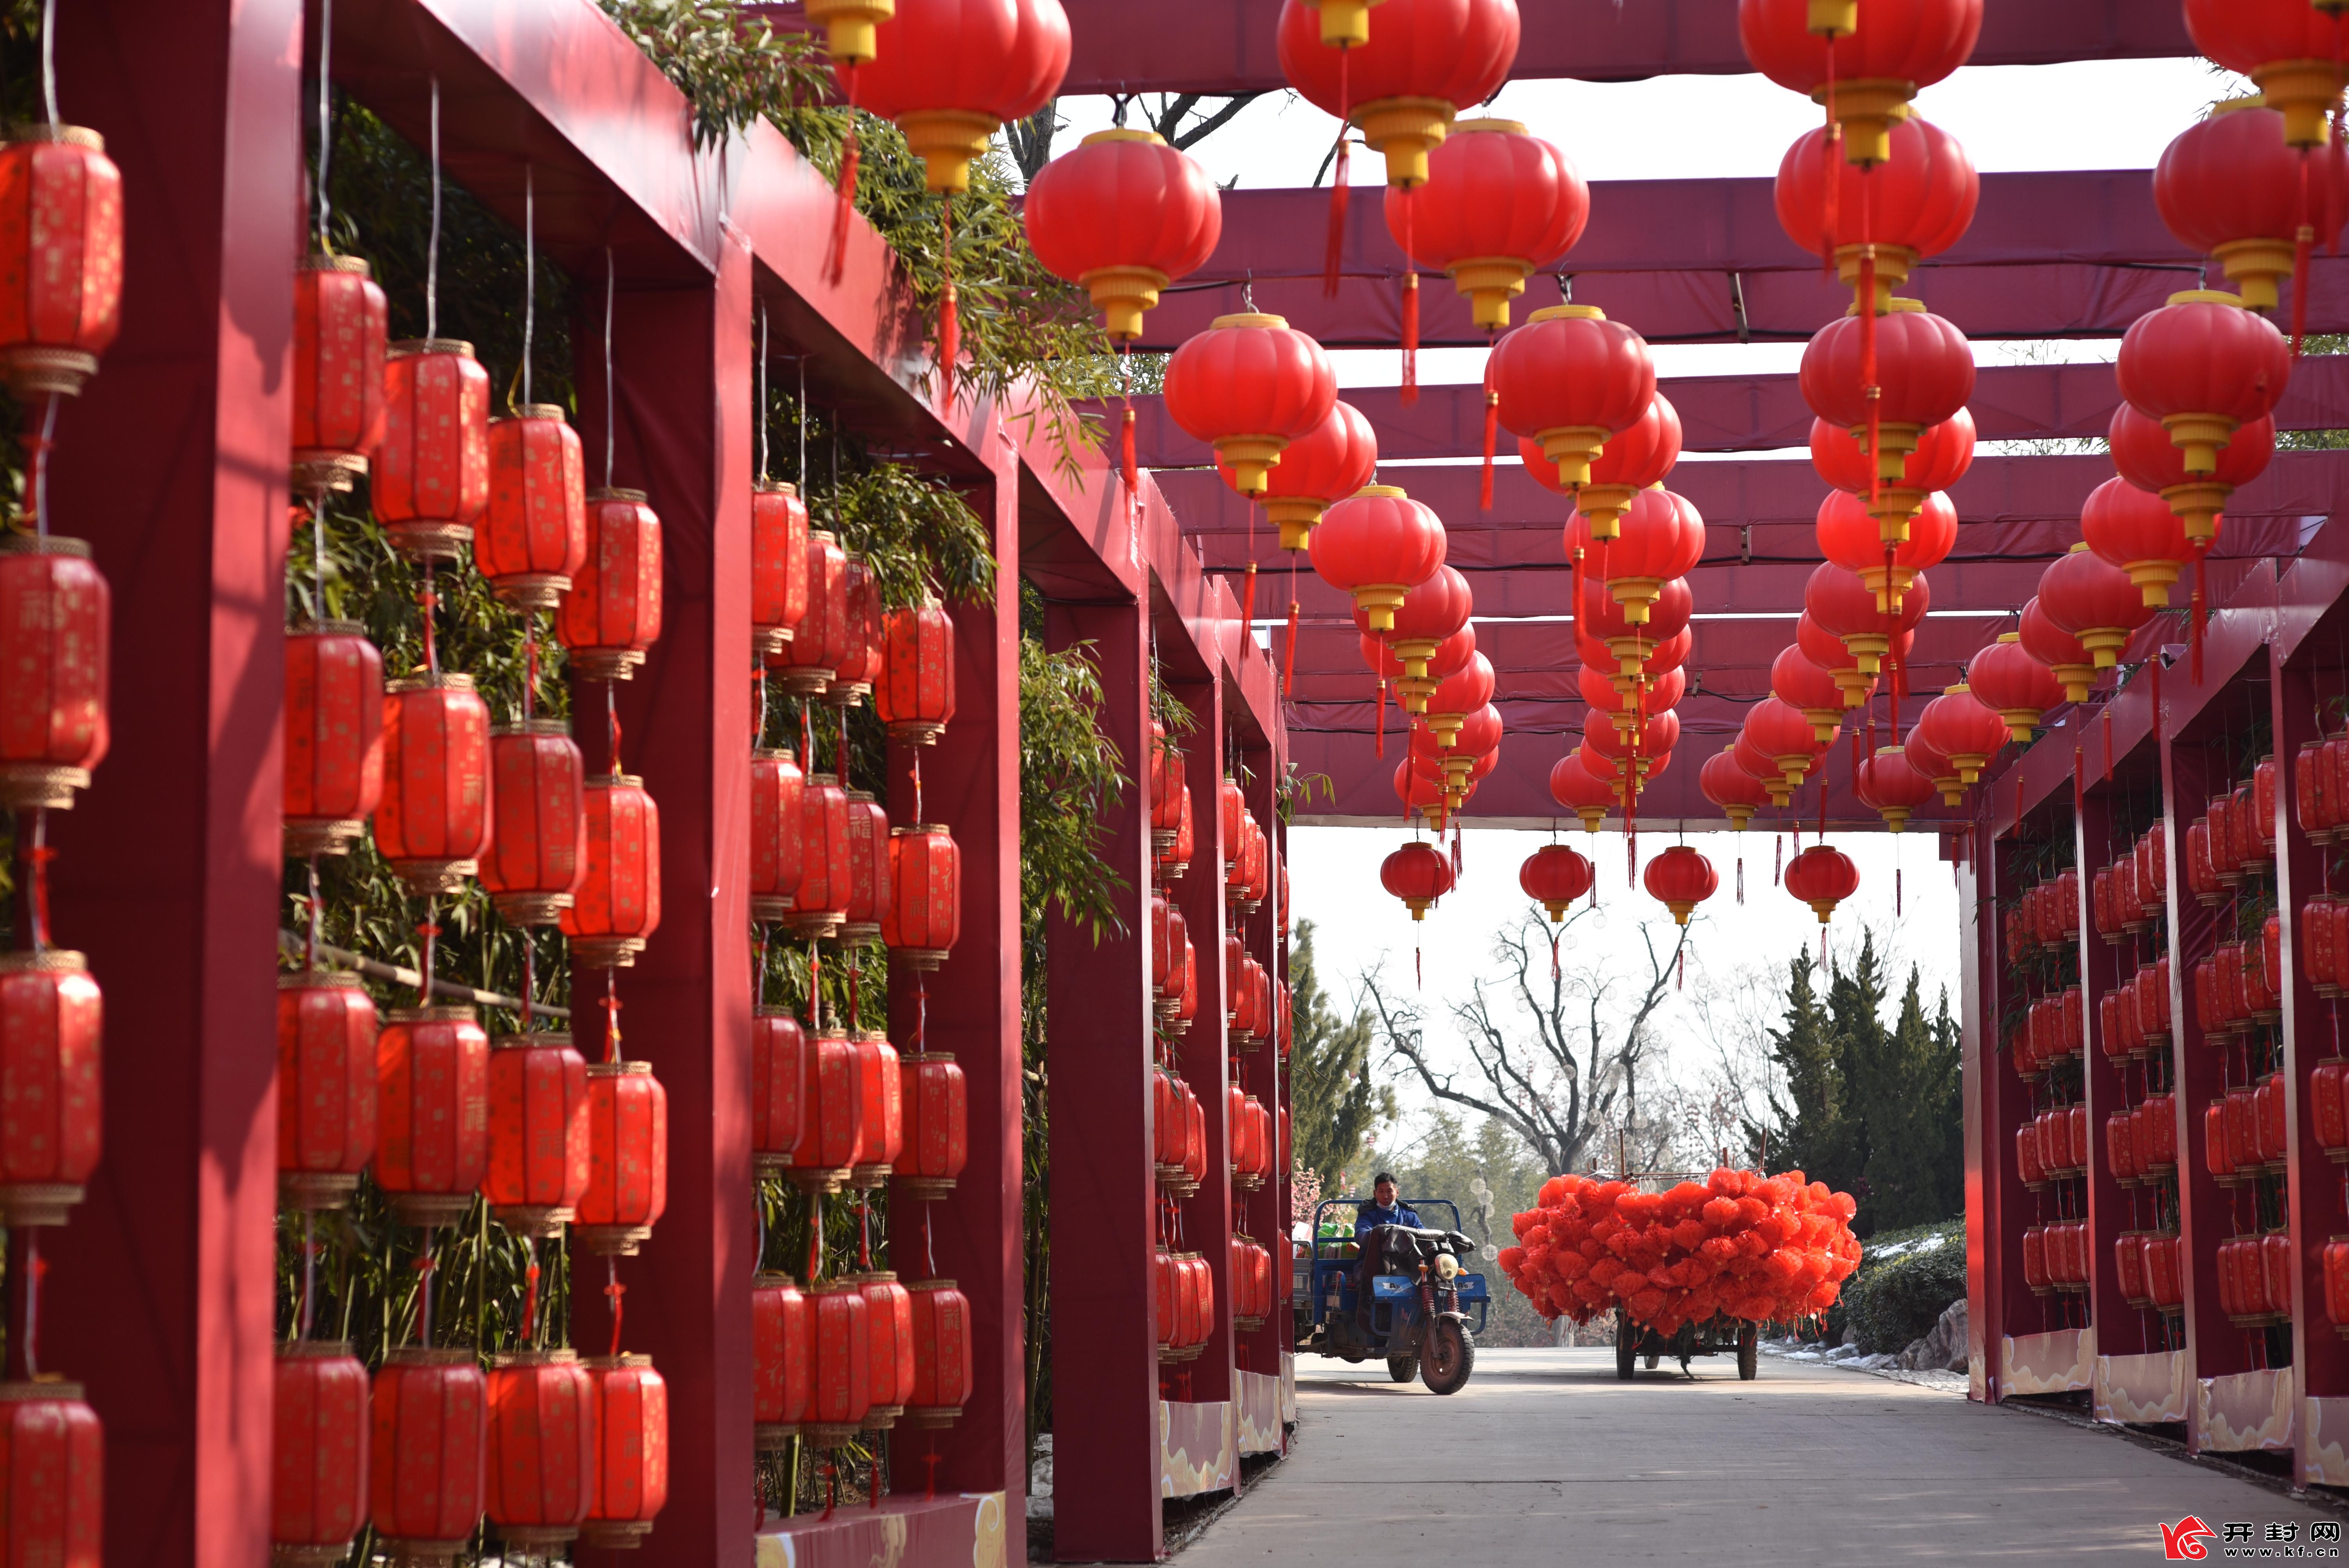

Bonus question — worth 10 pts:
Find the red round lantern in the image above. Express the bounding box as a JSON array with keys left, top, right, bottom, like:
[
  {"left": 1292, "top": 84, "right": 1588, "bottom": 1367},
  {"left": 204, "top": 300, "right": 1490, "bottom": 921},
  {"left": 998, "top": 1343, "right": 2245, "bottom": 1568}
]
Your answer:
[
  {"left": 2017, "top": 597, "right": 2097, "bottom": 705},
  {"left": 753, "top": 1272, "right": 813, "bottom": 1449},
  {"left": 581, "top": 1353, "right": 668, "bottom": 1548},
  {"left": 1745, "top": 695, "right": 1826, "bottom": 789},
  {"left": 1738, "top": 0, "right": 1984, "bottom": 166},
  {"left": 804, "top": 1280, "right": 873, "bottom": 1444},
  {"left": 1549, "top": 751, "right": 1618, "bottom": 831},
  {"left": 898, "top": 1048, "right": 969, "bottom": 1198},
  {"left": 291, "top": 255, "right": 387, "bottom": 492},
  {"left": 1578, "top": 625, "right": 1690, "bottom": 694},
  {"left": 479, "top": 722, "right": 586, "bottom": 926},
  {"left": 376, "top": 674, "right": 492, "bottom": 895},
  {"left": 486, "top": 1032, "right": 591, "bottom": 1238},
  {"left": 1775, "top": 114, "right": 1977, "bottom": 307},
  {"left": 556, "top": 489, "right": 664, "bottom": 681},
  {"left": 1381, "top": 839, "right": 1454, "bottom": 920},
  {"left": 1814, "top": 487, "right": 1953, "bottom": 612},
  {"left": 1785, "top": 844, "right": 1861, "bottom": 925},
  {"left": 1388, "top": 118, "right": 1587, "bottom": 330},
  {"left": 0, "top": 536, "right": 107, "bottom": 811},
  {"left": 1586, "top": 487, "right": 1704, "bottom": 623},
  {"left": 0, "top": 126, "right": 123, "bottom": 397},
  {"left": 1232, "top": 399, "right": 1378, "bottom": 553},
  {"left": 750, "top": 747, "right": 807, "bottom": 926},
  {"left": 371, "top": 1347, "right": 488, "bottom": 1558},
  {"left": 1809, "top": 410, "right": 1973, "bottom": 542},
  {"left": 1772, "top": 643, "right": 1848, "bottom": 746},
  {"left": 751, "top": 481, "right": 811, "bottom": 658},
  {"left": 875, "top": 597, "right": 957, "bottom": 744},
  {"left": 1525, "top": 395, "right": 1684, "bottom": 541},
  {"left": 2155, "top": 98, "right": 2349, "bottom": 309},
  {"left": 1904, "top": 726, "right": 1962, "bottom": 806},
  {"left": 562, "top": 774, "right": 661, "bottom": 968},
  {"left": 1396, "top": 757, "right": 1466, "bottom": 821},
  {"left": 1581, "top": 573, "right": 1693, "bottom": 682},
  {"left": 1581, "top": 705, "right": 1677, "bottom": 771},
  {"left": 2107, "top": 406, "right": 2272, "bottom": 554},
  {"left": 752, "top": 1008, "right": 809, "bottom": 1171},
  {"left": 883, "top": 823, "right": 961, "bottom": 969},
  {"left": 770, "top": 528, "right": 848, "bottom": 699},
  {"left": 485, "top": 1349, "right": 595, "bottom": 1549},
  {"left": 1580, "top": 663, "right": 1687, "bottom": 732},
  {"left": 1643, "top": 845, "right": 1718, "bottom": 925},
  {"left": 849, "top": 1028, "right": 904, "bottom": 1187},
  {"left": 575, "top": 1059, "right": 668, "bottom": 1256},
  {"left": 1969, "top": 632, "right": 2064, "bottom": 743},
  {"left": 480, "top": 406, "right": 587, "bottom": 609},
  {"left": 1520, "top": 843, "right": 1595, "bottom": 921},
  {"left": 1734, "top": 731, "right": 1793, "bottom": 805},
  {"left": 284, "top": 620, "right": 383, "bottom": 857},
  {"left": 859, "top": 0, "right": 1071, "bottom": 193},
  {"left": 1491, "top": 305, "right": 1656, "bottom": 490},
  {"left": 906, "top": 1279, "right": 974, "bottom": 1426},
  {"left": 1915, "top": 682, "right": 2006, "bottom": 783},
  {"left": 1309, "top": 483, "right": 1447, "bottom": 632},
  {"left": 2039, "top": 539, "right": 2153, "bottom": 671},
  {"left": 1700, "top": 743, "right": 1775, "bottom": 830},
  {"left": 278, "top": 969, "right": 377, "bottom": 1210},
  {"left": 1805, "top": 561, "right": 1928, "bottom": 675},
  {"left": 2116, "top": 290, "right": 2293, "bottom": 478},
  {"left": 1025, "top": 128, "right": 1222, "bottom": 340},
  {"left": 2181, "top": 0, "right": 2349, "bottom": 148},
  {"left": 375, "top": 1005, "right": 490, "bottom": 1228},
  {"left": 1276, "top": 0, "right": 1520, "bottom": 187},
  {"left": 1164, "top": 313, "right": 1337, "bottom": 497},
  {"left": 859, "top": 1272, "right": 916, "bottom": 1427},
  {"left": 1424, "top": 650, "right": 1496, "bottom": 748},
  {"left": 824, "top": 554, "right": 884, "bottom": 710},
  {"left": 1796, "top": 611, "right": 1885, "bottom": 710},
  {"left": 839, "top": 791, "right": 893, "bottom": 945},
  {"left": 374, "top": 340, "right": 490, "bottom": 561},
  {"left": 1799, "top": 301, "right": 1974, "bottom": 483},
  {"left": 1359, "top": 562, "right": 1473, "bottom": 708},
  {"left": 0, "top": 950, "right": 97, "bottom": 1232},
  {"left": 274, "top": 1341, "right": 369, "bottom": 1564},
  {"left": 1856, "top": 746, "right": 1936, "bottom": 832}
]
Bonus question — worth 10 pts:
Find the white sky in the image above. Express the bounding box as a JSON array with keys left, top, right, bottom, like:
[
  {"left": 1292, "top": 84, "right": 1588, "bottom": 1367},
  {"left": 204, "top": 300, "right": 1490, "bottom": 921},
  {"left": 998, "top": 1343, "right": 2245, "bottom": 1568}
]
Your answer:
[{"left": 1049, "top": 55, "right": 2226, "bottom": 1129}]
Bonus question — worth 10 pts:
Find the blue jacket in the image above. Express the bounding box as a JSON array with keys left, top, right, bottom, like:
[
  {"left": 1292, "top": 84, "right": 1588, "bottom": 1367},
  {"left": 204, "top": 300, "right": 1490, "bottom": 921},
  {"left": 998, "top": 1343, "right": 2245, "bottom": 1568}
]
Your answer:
[{"left": 1355, "top": 1201, "right": 1421, "bottom": 1235}]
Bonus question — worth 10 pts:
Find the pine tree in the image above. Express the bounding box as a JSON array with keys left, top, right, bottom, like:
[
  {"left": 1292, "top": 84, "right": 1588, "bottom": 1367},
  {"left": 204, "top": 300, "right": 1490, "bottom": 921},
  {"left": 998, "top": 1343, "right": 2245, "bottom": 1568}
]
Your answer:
[
  {"left": 1826, "top": 933, "right": 1891, "bottom": 1229},
  {"left": 1862, "top": 969, "right": 1944, "bottom": 1231},
  {"left": 1287, "top": 919, "right": 1393, "bottom": 1185},
  {"left": 1761, "top": 948, "right": 1848, "bottom": 1184}
]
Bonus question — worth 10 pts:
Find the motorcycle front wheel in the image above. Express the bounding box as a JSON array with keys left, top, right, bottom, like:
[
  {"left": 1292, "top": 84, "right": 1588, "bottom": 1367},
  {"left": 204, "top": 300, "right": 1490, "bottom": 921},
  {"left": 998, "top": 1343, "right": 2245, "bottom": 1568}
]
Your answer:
[{"left": 1420, "top": 1319, "right": 1474, "bottom": 1395}]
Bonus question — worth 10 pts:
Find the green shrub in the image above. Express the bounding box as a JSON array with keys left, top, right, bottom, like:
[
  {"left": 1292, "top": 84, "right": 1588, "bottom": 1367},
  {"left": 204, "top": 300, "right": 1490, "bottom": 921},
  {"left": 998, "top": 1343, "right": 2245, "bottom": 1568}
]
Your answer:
[{"left": 1841, "top": 1217, "right": 1966, "bottom": 1353}]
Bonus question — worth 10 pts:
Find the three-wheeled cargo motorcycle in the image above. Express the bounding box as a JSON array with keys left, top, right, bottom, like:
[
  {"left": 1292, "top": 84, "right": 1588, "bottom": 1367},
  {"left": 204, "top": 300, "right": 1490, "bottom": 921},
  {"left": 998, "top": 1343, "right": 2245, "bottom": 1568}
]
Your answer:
[{"left": 1292, "top": 1196, "right": 1490, "bottom": 1393}]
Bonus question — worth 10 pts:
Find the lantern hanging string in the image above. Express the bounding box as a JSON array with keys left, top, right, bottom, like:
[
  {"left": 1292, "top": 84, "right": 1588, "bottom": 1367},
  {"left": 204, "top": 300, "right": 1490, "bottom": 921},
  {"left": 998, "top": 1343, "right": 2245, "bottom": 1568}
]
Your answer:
[
  {"left": 521, "top": 1237, "right": 539, "bottom": 1347},
  {"left": 608, "top": 680, "right": 623, "bottom": 780},
  {"left": 1397, "top": 190, "right": 1419, "bottom": 403},
  {"left": 605, "top": 1258, "right": 626, "bottom": 1357},
  {"left": 603, "top": 246, "right": 617, "bottom": 490},
  {"left": 602, "top": 964, "right": 622, "bottom": 1064},
  {"left": 758, "top": 302, "right": 770, "bottom": 483},
  {"left": 18, "top": 1227, "right": 39, "bottom": 1378},
  {"left": 1478, "top": 335, "right": 1498, "bottom": 510},
  {"left": 416, "top": 901, "right": 438, "bottom": 1009},
  {"left": 426, "top": 75, "right": 441, "bottom": 342},
  {"left": 315, "top": 0, "right": 333, "bottom": 248}
]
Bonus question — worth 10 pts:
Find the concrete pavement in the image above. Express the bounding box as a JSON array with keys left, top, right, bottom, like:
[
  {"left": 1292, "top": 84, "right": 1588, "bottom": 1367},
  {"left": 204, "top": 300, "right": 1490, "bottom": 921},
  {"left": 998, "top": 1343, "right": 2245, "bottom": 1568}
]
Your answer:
[{"left": 1174, "top": 1348, "right": 2345, "bottom": 1562}]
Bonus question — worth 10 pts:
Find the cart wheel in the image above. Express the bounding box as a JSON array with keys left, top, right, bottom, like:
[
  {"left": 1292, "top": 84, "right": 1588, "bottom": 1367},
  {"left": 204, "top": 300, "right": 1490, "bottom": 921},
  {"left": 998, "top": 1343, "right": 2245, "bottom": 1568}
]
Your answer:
[
  {"left": 1421, "top": 1319, "right": 1474, "bottom": 1395},
  {"left": 1738, "top": 1325, "right": 1759, "bottom": 1381},
  {"left": 1644, "top": 1352, "right": 1659, "bottom": 1370},
  {"left": 1387, "top": 1356, "right": 1419, "bottom": 1384},
  {"left": 1615, "top": 1314, "right": 1638, "bottom": 1381}
]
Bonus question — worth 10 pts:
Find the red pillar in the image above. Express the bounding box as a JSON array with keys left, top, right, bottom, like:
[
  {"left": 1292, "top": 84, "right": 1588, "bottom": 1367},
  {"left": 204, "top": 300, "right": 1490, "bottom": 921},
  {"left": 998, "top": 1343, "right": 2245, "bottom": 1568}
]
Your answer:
[
  {"left": 39, "top": 2, "right": 303, "bottom": 1563},
  {"left": 572, "top": 233, "right": 758, "bottom": 1564},
  {"left": 1043, "top": 595, "right": 1162, "bottom": 1560},
  {"left": 888, "top": 413, "right": 1025, "bottom": 1518}
]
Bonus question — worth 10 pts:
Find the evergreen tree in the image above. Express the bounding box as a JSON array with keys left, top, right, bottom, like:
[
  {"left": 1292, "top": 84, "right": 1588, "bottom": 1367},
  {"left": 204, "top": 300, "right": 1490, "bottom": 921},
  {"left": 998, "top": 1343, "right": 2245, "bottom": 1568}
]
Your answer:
[
  {"left": 1761, "top": 948, "right": 1848, "bottom": 1184},
  {"left": 1288, "top": 920, "right": 1393, "bottom": 1185},
  {"left": 1825, "top": 934, "right": 1891, "bottom": 1230},
  {"left": 1924, "top": 986, "right": 1966, "bottom": 1218},
  {"left": 1862, "top": 970, "right": 1948, "bottom": 1232}
]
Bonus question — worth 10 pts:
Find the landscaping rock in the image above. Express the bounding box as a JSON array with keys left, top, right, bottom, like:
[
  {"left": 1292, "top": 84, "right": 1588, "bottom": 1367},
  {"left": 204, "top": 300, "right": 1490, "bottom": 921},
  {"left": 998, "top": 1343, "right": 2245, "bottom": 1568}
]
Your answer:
[{"left": 1895, "top": 1299, "right": 1968, "bottom": 1373}]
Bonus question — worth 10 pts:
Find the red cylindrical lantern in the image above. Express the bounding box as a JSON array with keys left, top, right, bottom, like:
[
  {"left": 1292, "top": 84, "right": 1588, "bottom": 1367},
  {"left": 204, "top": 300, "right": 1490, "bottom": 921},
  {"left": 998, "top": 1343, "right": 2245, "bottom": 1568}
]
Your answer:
[
  {"left": 897, "top": 1049, "right": 969, "bottom": 1198},
  {"left": 0, "top": 1381, "right": 101, "bottom": 1563},
  {"left": 374, "top": 340, "right": 490, "bottom": 561},
  {"left": 882, "top": 823, "right": 961, "bottom": 969},
  {"left": 753, "top": 1272, "right": 814, "bottom": 1449},
  {"left": 574, "top": 1059, "right": 668, "bottom": 1256},
  {"left": 858, "top": 0, "right": 1072, "bottom": 194},
  {"left": 0, "top": 125, "right": 124, "bottom": 397},
  {"left": 875, "top": 598, "right": 957, "bottom": 744},
  {"left": 823, "top": 554, "right": 883, "bottom": 710},
  {"left": 859, "top": 1271, "right": 916, "bottom": 1426},
  {"left": 1025, "top": 127, "right": 1223, "bottom": 340},
  {"left": 376, "top": 674, "right": 493, "bottom": 895},
  {"left": 480, "top": 406, "right": 587, "bottom": 609},
  {"left": 291, "top": 254, "right": 387, "bottom": 493},
  {"left": 804, "top": 1280, "right": 873, "bottom": 1444},
  {"left": 0, "top": 535, "right": 109, "bottom": 812},
  {"left": 751, "top": 481, "right": 811, "bottom": 658},
  {"left": 783, "top": 771, "right": 851, "bottom": 941},
  {"left": 485, "top": 1349, "right": 595, "bottom": 1549},
  {"left": 274, "top": 1341, "right": 369, "bottom": 1564},
  {"left": 1490, "top": 304, "right": 1656, "bottom": 492},
  {"left": 278, "top": 969, "right": 377, "bottom": 1211},
  {"left": 580, "top": 1353, "right": 668, "bottom": 1548},
  {"left": 839, "top": 790, "right": 893, "bottom": 945},
  {"left": 752, "top": 1008, "right": 810, "bottom": 1172},
  {"left": 556, "top": 488, "right": 665, "bottom": 680},
  {"left": 370, "top": 1347, "right": 487, "bottom": 1559},
  {"left": 479, "top": 722, "right": 586, "bottom": 927},
  {"left": 770, "top": 529, "right": 848, "bottom": 699},
  {"left": 1388, "top": 118, "right": 1586, "bottom": 331},
  {"left": 374, "top": 1005, "right": 490, "bottom": 1228},
  {"left": 906, "top": 1279, "right": 974, "bottom": 1427},
  {"left": 750, "top": 746, "right": 807, "bottom": 926},
  {"left": 790, "top": 1029, "right": 866, "bottom": 1195},
  {"left": 284, "top": 619, "right": 384, "bottom": 857},
  {"left": 486, "top": 1032, "right": 591, "bottom": 1238},
  {"left": 562, "top": 774, "right": 662, "bottom": 968},
  {"left": 849, "top": 1028, "right": 904, "bottom": 1187},
  {"left": 1164, "top": 312, "right": 1337, "bottom": 498}
]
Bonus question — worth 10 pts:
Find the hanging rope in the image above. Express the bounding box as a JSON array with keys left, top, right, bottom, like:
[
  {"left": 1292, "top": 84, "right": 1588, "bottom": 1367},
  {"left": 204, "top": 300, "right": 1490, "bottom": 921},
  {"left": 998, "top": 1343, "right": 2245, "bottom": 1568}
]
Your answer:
[
  {"left": 938, "top": 194, "right": 959, "bottom": 410},
  {"left": 425, "top": 76, "right": 442, "bottom": 341},
  {"left": 828, "top": 64, "right": 862, "bottom": 285},
  {"left": 1397, "top": 188, "right": 1419, "bottom": 403},
  {"left": 1322, "top": 51, "right": 1351, "bottom": 297}
]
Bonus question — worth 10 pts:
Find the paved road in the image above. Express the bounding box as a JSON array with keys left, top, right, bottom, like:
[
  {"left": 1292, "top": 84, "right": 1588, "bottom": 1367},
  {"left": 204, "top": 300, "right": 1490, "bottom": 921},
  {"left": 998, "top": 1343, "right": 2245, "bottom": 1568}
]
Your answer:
[{"left": 1179, "top": 1348, "right": 2345, "bottom": 1563}]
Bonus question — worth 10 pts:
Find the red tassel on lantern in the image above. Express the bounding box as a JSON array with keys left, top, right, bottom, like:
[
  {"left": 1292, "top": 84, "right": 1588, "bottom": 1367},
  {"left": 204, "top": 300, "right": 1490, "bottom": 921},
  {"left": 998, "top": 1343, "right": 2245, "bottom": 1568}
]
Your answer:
[
  {"left": 0, "top": 535, "right": 109, "bottom": 811},
  {"left": 875, "top": 597, "right": 957, "bottom": 744},
  {"left": 0, "top": 126, "right": 123, "bottom": 398},
  {"left": 556, "top": 489, "right": 665, "bottom": 681},
  {"left": 580, "top": 1353, "right": 668, "bottom": 1548},
  {"left": 284, "top": 620, "right": 384, "bottom": 857},
  {"left": 752, "top": 1008, "right": 811, "bottom": 1171},
  {"left": 574, "top": 1059, "right": 668, "bottom": 1257},
  {"left": 291, "top": 255, "right": 387, "bottom": 492},
  {"left": 905, "top": 1279, "right": 974, "bottom": 1427},
  {"left": 485, "top": 1349, "right": 596, "bottom": 1550},
  {"left": 751, "top": 747, "right": 808, "bottom": 927},
  {"left": 277, "top": 969, "right": 378, "bottom": 1211},
  {"left": 486, "top": 1032, "right": 591, "bottom": 1238},
  {"left": 752, "top": 481, "right": 812, "bottom": 658},
  {"left": 375, "top": 1006, "right": 490, "bottom": 1228},
  {"left": 753, "top": 1272, "right": 814, "bottom": 1451},
  {"left": 562, "top": 774, "right": 661, "bottom": 969},
  {"left": 374, "top": 341, "right": 490, "bottom": 562},
  {"left": 0, "top": 1383, "right": 103, "bottom": 1563},
  {"left": 273, "top": 1342, "right": 369, "bottom": 1564},
  {"left": 376, "top": 674, "right": 493, "bottom": 895},
  {"left": 371, "top": 1347, "right": 488, "bottom": 1559},
  {"left": 882, "top": 823, "right": 961, "bottom": 970},
  {"left": 481, "top": 721, "right": 587, "bottom": 927}
]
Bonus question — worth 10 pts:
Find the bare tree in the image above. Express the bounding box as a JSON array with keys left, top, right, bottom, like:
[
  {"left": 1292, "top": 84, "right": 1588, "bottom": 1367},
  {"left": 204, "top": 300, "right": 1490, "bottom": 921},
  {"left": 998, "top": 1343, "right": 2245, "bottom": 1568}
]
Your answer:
[
  {"left": 1360, "top": 905, "right": 1691, "bottom": 1179},
  {"left": 1144, "top": 93, "right": 1264, "bottom": 151},
  {"left": 1005, "top": 101, "right": 1058, "bottom": 184}
]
